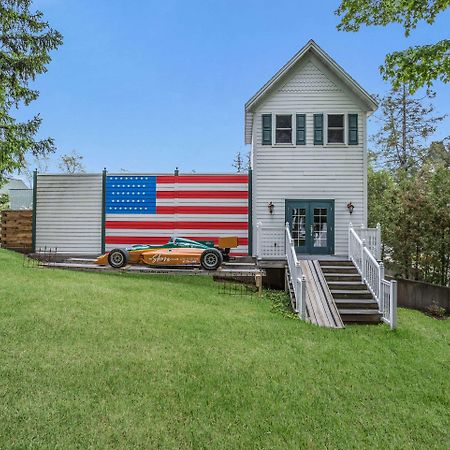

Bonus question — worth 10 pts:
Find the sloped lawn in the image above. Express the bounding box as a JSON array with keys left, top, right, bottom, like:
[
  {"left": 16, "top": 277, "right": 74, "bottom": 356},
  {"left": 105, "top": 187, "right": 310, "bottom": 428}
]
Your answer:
[{"left": 0, "top": 248, "right": 448, "bottom": 449}]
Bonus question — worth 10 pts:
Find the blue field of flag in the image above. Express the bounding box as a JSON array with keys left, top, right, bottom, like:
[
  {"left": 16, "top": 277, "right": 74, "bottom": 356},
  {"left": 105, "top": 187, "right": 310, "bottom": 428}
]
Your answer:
[{"left": 105, "top": 175, "right": 156, "bottom": 214}]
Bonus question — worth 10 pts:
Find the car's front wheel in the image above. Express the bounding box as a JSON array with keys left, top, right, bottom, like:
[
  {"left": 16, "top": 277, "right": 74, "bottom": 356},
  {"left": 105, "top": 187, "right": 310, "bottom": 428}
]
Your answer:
[
  {"left": 200, "top": 248, "right": 223, "bottom": 270},
  {"left": 108, "top": 248, "right": 128, "bottom": 268}
]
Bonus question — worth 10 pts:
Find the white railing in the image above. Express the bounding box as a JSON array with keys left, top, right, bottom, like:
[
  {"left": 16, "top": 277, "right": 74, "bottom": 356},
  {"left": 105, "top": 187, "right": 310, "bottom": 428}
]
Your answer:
[
  {"left": 255, "top": 222, "right": 286, "bottom": 260},
  {"left": 348, "top": 224, "right": 397, "bottom": 329},
  {"left": 285, "top": 223, "right": 307, "bottom": 320},
  {"left": 355, "top": 223, "right": 381, "bottom": 260}
]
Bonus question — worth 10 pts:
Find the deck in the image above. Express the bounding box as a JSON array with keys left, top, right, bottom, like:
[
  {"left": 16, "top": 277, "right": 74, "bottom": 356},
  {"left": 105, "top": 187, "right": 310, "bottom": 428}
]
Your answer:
[{"left": 36, "top": 256, "right": 265, "bottom": 280}]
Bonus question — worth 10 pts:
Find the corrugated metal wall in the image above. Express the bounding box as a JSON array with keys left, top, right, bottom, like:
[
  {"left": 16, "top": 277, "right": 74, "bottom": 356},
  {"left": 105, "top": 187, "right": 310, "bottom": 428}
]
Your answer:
[
  {"left": 34, "top": 173, "right": 249, "bottom": 256},
  {"left": 104, "top": 173, "right": 249, "bottom": 256},
  {"left": 35, "top": 174, "right": 103, "bottom": 253}
]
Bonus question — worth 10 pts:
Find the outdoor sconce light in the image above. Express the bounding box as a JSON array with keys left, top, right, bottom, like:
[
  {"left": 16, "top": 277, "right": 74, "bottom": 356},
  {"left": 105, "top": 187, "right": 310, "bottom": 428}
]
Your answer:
[
  {"left": 268, "top": 202, "right": 274, "bottom": 214},
  {"left": 347, "top": 202, "right": 355, "bottom": 214}
]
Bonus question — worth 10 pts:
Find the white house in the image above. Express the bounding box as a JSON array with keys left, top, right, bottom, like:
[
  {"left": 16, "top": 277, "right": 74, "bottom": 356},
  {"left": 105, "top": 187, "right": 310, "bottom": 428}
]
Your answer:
[
  {"left": 246, "top": 40, "right": 378, "bottom": 259},
  {"left": 0, "top": 177, "right": 32, "bottom": 210}
]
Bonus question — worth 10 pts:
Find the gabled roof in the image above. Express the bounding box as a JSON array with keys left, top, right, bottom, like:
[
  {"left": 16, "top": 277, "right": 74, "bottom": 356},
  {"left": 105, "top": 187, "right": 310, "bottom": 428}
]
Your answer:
[
  {"left": 0, "top": 178, "right": 28, "bottom": 195},
  {"left": 244, "top": 40, "right": 378, "bottom": 144}
]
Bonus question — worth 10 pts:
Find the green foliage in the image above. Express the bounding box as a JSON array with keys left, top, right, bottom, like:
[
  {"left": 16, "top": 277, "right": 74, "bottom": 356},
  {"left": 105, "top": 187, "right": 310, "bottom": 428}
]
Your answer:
[
  {"left": 368, "top": 156, "right": 450, "bottom": 285},
  {"left": 0, "top": 192, "right": 8, "bottom": 210},
  {"left": 382, "top": 40, "right": 450, "bottom": 92},
  {"left": 369, "top": 86, "right": 449, "bottom": 285},
  {"left": 0, "top": 0, "right": 63, "bottom": 185},
  {"left": 336, "top": 0, "right": 450, "bottom": 92},
  {"left": 425, "top": 301, "right": 447, "bottom": 319},
  {"left": 0, "top": 248, "right": 449, "bottom": 448},
  {"left": 264, "top": 289, "right": 297, "bottom": 319}
]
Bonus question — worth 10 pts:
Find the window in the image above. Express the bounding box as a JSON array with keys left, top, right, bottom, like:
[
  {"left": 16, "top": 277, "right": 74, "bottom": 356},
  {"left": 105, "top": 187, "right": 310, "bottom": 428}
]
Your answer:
[
  {"left": 275, "top": 115, "right": 292, "bottom": 144},
  {"left": 327, "top": 114, "right": 344, "bottom": 144}
]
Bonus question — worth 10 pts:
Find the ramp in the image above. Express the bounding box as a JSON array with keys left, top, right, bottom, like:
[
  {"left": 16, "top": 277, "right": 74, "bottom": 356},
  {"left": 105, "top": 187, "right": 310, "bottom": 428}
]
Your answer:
[{"left": 299, "top": 260, "right": 344, "bottom": 328}]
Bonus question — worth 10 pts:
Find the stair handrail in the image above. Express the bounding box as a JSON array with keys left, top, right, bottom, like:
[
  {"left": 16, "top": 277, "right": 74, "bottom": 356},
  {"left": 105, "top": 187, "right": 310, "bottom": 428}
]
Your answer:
[
  {"left": 285, "top": 223, "right": 307, "bottom": 320},
  {"left": 348, "top": 223, "right": 397, "bottom": 329}
]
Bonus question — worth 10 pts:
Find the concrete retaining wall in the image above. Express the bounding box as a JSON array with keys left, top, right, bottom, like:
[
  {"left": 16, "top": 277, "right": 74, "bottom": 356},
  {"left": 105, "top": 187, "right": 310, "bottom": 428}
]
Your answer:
[{"left": 397, "top": 278, "right": 450, "bottom": 312}]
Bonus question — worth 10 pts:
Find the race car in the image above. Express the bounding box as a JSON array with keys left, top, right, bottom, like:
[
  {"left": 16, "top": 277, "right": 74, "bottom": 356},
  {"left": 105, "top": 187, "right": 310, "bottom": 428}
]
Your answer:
[{"left": 96, "top": 236, "right": 239, "bottom": 270}]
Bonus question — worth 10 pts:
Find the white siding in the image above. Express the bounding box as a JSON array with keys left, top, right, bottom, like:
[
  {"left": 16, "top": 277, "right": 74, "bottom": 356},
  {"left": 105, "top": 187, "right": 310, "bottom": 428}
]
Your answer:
[
  {"left": 251, "top": 55, "right": 368, "bottom": 256},
  {"left": 35, "top": 174, "right": 102, "bottom": 253}
]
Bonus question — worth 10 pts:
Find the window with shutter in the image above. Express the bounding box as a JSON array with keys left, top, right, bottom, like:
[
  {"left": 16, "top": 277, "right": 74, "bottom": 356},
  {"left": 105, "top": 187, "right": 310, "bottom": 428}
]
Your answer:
[
  {"left": 296, "top": 114, "right": 306, "bottom": 145},
  {"left": 313, "top": 114, "right": 323, "bottom": 145},
  {"left": 348, "top": 114, "right": 358, "bottom": 145},
  {"left": 327, "top": 114, "right": 345, "bottom": 143},
  {"left": 262, "top": 114, "right": 272, "bottom": 145},
  {"left": 275, "top": 115, "right": 292, "bottom": 144}
]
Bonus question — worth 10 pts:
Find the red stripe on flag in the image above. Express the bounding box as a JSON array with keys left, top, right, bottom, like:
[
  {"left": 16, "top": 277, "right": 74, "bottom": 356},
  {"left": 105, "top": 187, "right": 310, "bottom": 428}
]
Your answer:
[
  {"left": 106, "top": 221, "right": 248, "bottom": 230},
  {"left": 156, "top": 190, "right": 247, "bottom": 199},
  {"left": 156, "top": 206, "right": 248, "bottom": 214},
  {"left": 105, "top": 236, "right": 248, "bottom": 245},
  {"left": 156, "top": 175, "right": 248, "bottom": 184}
]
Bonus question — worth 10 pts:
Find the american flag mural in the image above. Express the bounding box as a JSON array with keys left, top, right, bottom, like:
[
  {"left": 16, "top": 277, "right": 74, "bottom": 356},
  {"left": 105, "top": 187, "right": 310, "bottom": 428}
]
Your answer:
[{"left": 105, "top": 174, "right": 249, "bottom": 256}]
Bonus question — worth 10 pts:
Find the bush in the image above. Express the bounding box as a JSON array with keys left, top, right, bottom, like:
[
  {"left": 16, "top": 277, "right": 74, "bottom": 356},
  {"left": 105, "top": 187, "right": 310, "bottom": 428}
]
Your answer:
[{"left": 425, "top": 301, "right": 447, "bottom": 319}]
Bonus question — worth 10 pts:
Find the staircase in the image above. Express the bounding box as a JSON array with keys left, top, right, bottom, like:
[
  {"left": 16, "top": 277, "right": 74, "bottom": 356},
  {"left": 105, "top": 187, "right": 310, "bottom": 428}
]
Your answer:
[{"left": 319, "top": 260, "right": 381, "bottom": 324}]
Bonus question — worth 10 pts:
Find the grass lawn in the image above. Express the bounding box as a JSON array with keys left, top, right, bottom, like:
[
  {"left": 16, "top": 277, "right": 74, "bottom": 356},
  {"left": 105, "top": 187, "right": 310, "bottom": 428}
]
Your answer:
[{"left": 0, "top": 249, "right": 449, "bottom": 449}]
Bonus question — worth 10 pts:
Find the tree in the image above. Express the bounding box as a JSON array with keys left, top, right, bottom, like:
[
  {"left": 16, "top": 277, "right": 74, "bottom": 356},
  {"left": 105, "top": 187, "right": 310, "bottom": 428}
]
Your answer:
[
  {"left": 59, "top": 150, "right": 85, "bottom": 174},
  {"left": 0, "top": 0, "right": 63, "bottom": 186},
  {"left": 21, "top": 154, "right": 50, "bottom": 187},
  {"left": 368, "top": 145, "right": 450, "bottom": 285},
  {"left": 232, "top": 151, "right": 251, "bottom": 173},
  {"left": 336, "top": 1, "right": 450, "bottom": 92},
  {"left": 371, "top": 86, "right": 446, "bottom": 172}
]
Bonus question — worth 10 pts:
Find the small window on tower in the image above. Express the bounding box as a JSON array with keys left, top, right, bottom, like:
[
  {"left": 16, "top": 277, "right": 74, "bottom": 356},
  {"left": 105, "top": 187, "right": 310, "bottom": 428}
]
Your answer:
[
  {"left": 275, "top": 115, "right": 292, "bottom": 144},
  {"left": 327, "top": 114, "right": 345, "bottom": 143}
]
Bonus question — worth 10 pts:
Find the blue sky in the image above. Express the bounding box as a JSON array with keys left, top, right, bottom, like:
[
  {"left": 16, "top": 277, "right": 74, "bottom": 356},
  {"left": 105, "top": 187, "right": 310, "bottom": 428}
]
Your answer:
[{"left": 21, "top": 0, "right": 450, "bottom": 174}]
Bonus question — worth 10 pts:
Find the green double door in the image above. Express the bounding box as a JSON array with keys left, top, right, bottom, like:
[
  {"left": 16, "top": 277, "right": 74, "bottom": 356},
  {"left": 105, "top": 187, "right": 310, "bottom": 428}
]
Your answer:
[{"left": 285, "top": 200, "right": 334, "bottom": 255}]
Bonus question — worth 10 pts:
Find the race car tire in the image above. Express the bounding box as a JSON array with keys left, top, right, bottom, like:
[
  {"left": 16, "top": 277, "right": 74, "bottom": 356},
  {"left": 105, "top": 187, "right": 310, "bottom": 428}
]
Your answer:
[
  {"left": 108, "top": 248, "right": 128, "bottom": 268},
  {"left": 200, "top": 248, "right": 223, "bottom": 270}
]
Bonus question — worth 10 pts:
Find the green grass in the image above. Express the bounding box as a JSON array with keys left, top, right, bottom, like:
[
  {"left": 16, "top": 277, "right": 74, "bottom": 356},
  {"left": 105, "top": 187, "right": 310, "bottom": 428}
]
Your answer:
[{"left": 0, "top": 249, "right": 449, "bottom": 449}]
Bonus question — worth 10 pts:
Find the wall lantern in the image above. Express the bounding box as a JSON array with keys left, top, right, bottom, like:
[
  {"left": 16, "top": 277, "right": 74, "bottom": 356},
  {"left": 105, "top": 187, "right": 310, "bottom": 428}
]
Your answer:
[
  {"left": 347, "top": 202, "right": 355, "bottom": 214},
  {"left": 268, "top": 201, "right": 275, "bottom": 214}
]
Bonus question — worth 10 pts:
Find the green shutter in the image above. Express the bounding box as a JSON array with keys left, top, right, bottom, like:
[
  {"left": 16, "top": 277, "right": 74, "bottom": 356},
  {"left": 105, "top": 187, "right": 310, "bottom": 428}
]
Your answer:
[
  {"left": 313, "top": 113, "right": 323, "bottom": 145},
  {"left": 296, "top": 114, "right": 306, "bottom": 145},
  {"left": 262, "top": 114, "right": 272, "bottom": 145},
  {"left": 348, "top": 113, "right": 358, "bottom": 145}
]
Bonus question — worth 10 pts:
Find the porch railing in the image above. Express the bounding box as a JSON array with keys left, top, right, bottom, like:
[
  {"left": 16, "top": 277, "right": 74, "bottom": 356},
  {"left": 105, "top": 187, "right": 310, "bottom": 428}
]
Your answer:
[
  {"left": 255, "top": 222, "right": 285, "bottom": 260},
  {"left": 285, "top": 223, "right": 307, "bottom": 319},
  {"left": 354, "top": 223, "right": 381, "bottom": 260},
  {"left": 348, "top": 224, "right": 397, "bottom": 329}
]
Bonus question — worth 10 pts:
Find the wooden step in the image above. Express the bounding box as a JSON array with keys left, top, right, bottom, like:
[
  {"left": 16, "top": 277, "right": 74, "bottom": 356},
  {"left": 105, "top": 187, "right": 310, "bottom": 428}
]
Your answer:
[
  {"left": 335, "top": 298, "right": 379, "bottom": 309},
  {"left": 331, "top": 289, "right": 373, "bottom": 299},
  {"left": 320, "top": 266, "right": 359, "bottom": 274},
  {"left": 327, "top": 282, "right": 367, "bottom": 290},
  {"left": 319, "top": 260, "right": 354, "bottom": 266},
  {"left": 338, "top": 309, "right": 382, "bottom": 323},
  {"left": 324, "top": 273, "right": 362, "bottom": 282}
]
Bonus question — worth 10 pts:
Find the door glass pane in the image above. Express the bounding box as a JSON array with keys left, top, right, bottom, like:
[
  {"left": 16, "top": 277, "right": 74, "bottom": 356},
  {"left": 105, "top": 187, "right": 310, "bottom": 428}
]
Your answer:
[
  {"left": 291, "top": 208, "right": 306, "bottom": 247},
  {"left": 313, "top": 208, "right": 327, "bottom": 247}
]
